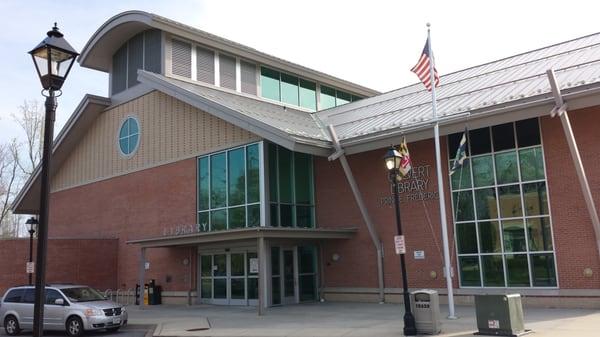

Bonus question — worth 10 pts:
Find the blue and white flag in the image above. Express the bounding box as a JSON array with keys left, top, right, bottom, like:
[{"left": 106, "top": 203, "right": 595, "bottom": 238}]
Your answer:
[{"left": 450, "top": 130, "right": 468, "bottom": 176}]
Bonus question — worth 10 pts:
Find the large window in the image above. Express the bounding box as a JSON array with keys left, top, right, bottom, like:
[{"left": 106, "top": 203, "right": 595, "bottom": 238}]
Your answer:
[
  {"left": 268, "top": 143, "right": 315, "bottom": 228},
  {"left": 197, "top": 143, "right": 261, "bottom": 231},
  {"left": 260, "top": 66, "right": 362, "bottom": 111},
  {"left": 319, "top": 85, "right": 362, "bottom": 110},
  {"left": 449, "top": 118, "right": 557, "bottom": 288},
  {"left": 112, "top": 29, "right": 162, "bottom": 95}
]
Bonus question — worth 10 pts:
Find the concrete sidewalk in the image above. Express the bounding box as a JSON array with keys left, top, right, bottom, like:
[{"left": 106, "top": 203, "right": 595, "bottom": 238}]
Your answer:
[{"left": 126, "top": 302, "right": 600, "bottom": 337}]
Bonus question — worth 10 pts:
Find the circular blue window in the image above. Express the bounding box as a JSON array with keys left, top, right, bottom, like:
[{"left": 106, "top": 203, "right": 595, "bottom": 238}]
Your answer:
[{"left": 118, "top": 117, "right": 140, "bottom": 156}]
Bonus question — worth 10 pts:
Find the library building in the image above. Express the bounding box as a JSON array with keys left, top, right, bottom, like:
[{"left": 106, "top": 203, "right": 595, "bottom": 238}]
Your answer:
[{"left": 8, "top": 11, "right": 600, "bottom": 309}]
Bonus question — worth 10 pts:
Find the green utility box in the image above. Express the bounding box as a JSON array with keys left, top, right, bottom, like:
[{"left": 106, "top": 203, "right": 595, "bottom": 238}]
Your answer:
[{"left": 474, "top": 294, "right": 531, "bottom": 336}]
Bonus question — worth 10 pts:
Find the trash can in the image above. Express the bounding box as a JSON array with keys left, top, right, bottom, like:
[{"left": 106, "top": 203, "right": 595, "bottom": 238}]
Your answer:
[
  {"left": 410, "top": 289, "right": 441, "bottom": 334},
  {"left": 474, "top": 294, "right": 530, "bottom": 336},
  {"left": 153, "top": 285, "right": 162, "bottom": 305}
]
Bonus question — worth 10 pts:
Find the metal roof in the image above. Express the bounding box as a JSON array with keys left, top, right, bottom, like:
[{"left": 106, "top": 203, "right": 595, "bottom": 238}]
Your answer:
[
  {"left": 138, "top": 71, "right": 331, "bottom": 153},
  {"left": 318, "top": 32, "right": 600, "bottom": 142}
]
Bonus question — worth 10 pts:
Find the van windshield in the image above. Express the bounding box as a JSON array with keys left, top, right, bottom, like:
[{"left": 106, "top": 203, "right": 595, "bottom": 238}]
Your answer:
[{"left": 61, "top": 287, "right": 105, "bottom": 302}]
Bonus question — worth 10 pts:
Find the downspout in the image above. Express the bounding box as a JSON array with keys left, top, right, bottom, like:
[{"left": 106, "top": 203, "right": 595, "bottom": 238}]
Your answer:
[{"left": 326, "top": 124, "right": 385, "bottom": 303}]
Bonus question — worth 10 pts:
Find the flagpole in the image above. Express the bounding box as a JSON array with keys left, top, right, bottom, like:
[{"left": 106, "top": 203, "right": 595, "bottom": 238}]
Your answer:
[{"left": 427, "top": 23, "right": 457, "bottom": 319}]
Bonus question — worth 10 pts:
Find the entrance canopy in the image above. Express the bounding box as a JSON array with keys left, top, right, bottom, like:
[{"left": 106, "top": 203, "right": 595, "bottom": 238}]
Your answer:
[
  {"left": 128, "top": 227, "right": 356, "bottom": 313},
  {"left": 126, "top": 227, "right": 357, "bottom": 248}
]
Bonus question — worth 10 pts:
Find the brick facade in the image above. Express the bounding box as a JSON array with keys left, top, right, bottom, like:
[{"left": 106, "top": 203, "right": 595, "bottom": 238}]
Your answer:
[
  {"left": 0, "top": 238, "right": 118, "bottom": 295},
  {"left": 48, "top": 158, "right": 198, "bottom": 292},
  {"left": 12, "top": 106, "right": 597, "bottom": 305},
  {"left": 316, "top": 108, "right": 600, "bottom": 294}
]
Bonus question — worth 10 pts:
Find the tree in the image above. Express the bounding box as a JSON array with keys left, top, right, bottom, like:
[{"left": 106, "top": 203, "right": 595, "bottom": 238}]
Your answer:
[
  {"left": 0, "top": 100, "right": 44, "bottom": 238},
  {"left": 0, "top": 139, "right": 19, "bottom": 237},
  {"left": 12, "top": 100, "right": 44, "bottom": 176}
]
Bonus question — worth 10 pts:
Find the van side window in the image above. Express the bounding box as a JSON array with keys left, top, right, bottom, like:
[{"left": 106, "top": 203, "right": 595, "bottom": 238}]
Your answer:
[
  {"left": 45, "top": 289, "right": 64, "bottom": 305},
  {"left": 22, "top": 289, "right": 35, "bottom": 303},
  {"left": 3, "top": 289, "right": 25, "bottom": 303}
]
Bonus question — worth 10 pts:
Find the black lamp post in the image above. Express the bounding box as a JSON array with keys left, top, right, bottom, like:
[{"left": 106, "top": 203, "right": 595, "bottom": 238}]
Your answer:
[
  {"left": 29, "top": 23, "right": 78, "bottom": 337},
  {"left": 25, "top": 217, "right": 39, "bottom": 285},
  {"left": 384, "top": 146, "right": 417, "bottom": 336}
]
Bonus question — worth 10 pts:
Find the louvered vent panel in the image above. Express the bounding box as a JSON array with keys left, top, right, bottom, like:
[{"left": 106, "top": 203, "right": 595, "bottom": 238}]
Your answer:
[
  {"left": 172, "top": 39, "right": 192, "bottom": 78},
  {"left": 219, "top": 54, "right": 236, "bottom": 90},
  {"left": 196, "top": 46, "right": 215, "bottom": 84},
  {"left": 241, "top": 61, "right": 257, "bottom": 95}
]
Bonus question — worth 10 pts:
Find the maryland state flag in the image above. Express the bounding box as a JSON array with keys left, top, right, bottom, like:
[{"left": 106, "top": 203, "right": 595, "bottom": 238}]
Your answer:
[
  {"left": 450, "top": 129, "right": 468, "bottom": 176},
  {"left": 398, "top": 137, "right": 412, "bottom": 178}
]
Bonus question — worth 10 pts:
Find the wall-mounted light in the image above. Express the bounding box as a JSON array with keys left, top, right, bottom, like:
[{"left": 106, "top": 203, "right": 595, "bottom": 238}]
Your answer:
[{"left": 332, "top": 253, "right": 340, "bottom": 262}]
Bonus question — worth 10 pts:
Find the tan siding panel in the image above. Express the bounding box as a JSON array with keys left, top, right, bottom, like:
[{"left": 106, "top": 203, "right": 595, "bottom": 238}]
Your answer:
[{"left": 51, "top": 91, "right": 260, "bottom": 192}]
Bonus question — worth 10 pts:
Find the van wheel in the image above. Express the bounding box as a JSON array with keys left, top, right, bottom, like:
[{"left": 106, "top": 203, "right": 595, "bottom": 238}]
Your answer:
[
  {"left": 66, "top": 316, "right": 84, "bottom": 337},
  {"left": 4, "top": 315, "right": 21, "bottom": 336}
]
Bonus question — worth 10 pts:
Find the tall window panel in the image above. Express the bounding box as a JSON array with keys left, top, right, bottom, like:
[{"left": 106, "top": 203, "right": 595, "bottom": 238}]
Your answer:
[
  {"left": 197, "top": 143, "right": 261, "bottom": 231},
  {"left": 111, "top": 29, "right": 163, "bottom": 95},
  {"left": 449, "top": 118, "right": 557, "bottom": 288},
  {"left": 268, "top": 143, "right": 315, "bottom": 228}
]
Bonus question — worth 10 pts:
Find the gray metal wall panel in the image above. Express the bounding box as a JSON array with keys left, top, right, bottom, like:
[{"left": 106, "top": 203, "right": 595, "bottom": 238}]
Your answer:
[
  {"left": 144, "top": 29, "right": 162, "bottom": 74},
  {"left": 172, "top": 39, "right": 192, "bottom": 78},
  {"left": 112, "top": 44, "right": 127, "bottom": 95},
  {"left": 219, "top": 54, "right": 236, "bottom": 90},
  {"left": 128, "top": 33, "right": 144, "bottom": 88},
  {"left": 196, "top": 46, "right": 215, "bottom": 84},
  {"left": 241, "top": 61, "right": 257, "bottom": 95}
]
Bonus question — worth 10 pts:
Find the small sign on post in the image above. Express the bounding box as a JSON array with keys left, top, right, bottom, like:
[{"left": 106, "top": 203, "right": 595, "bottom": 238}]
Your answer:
[
  {"left": 394, "top": 235, "right": 406, "bottom": 254},
  {"left": 26, "top": 262, "right": 35, "bottom": 274},
  {"left": 249, "top": 258, "right": 259, "bottom": 273}
]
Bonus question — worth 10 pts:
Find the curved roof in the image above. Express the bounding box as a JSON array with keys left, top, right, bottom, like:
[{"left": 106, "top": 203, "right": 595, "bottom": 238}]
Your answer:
[{"left": 78, "top": 11, "right": 379, "bottom": 97}]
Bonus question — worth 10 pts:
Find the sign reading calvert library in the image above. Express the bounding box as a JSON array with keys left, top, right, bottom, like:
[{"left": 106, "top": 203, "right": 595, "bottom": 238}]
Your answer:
[{"left": 378, "top": 164, "right": 439, "bottom": 207}]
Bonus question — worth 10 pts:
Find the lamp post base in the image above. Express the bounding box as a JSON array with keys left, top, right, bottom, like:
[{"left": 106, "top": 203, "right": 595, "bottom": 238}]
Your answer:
[{"left": 403, "top": 312, "right": 417, "bottom": 336}]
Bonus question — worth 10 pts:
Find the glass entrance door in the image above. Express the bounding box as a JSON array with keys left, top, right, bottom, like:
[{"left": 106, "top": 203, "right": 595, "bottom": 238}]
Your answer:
[
  {"left": 199, "top": 250, "right": 258, "bottom": 305},
  {"left": 282, "top": 249, "right": 297, "bottom": 304}
]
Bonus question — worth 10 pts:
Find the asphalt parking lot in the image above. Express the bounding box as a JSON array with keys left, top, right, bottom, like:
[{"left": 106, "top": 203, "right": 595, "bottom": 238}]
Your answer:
[{"left": 0, "top": 324, "right": 153, "bottom": 337}]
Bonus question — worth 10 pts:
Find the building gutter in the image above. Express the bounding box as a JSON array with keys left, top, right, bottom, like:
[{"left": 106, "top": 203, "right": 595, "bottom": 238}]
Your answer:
[{"left": 326, "top": 124, "right": 385, "bottom": 303}]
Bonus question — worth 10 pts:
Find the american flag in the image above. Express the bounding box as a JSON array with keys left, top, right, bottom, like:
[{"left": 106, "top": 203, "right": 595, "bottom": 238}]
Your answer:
[{"left": 411, "top": 38, "right": 440, "bottom": 91}]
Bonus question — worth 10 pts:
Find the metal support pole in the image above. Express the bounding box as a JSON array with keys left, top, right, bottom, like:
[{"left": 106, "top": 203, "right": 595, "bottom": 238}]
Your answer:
[
  {"left": 327, "top": 125, "right": 386, "bottom": 303},
  {"left": 257, "top": 236, "right": 268, "bottom": 316},
  {"left": 138, "top": 247, "right": 146, "bottom": 308},
  {"left": 33, "top": 90, "right": 56, "bottom": 337},
  {"left": 392, "top": 174, "right": 417, "bottom": 336},
  {"left": 546, "top": 69, "right": 600, "bottom": 258},
  {"left": 28, "top": 228, "right": 35, "bottom": 285}
]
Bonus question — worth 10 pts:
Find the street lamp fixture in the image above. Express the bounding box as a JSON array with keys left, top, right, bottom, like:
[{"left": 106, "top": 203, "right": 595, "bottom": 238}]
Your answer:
[
  {"left": 29, "top": 23, "right": 78, "bottom": 337},
  {"left": 384, "top": 146, "right": 417, "bottom": 336},
  {"left": 25, "top": 217, "right": 38, "bottom": 285}
]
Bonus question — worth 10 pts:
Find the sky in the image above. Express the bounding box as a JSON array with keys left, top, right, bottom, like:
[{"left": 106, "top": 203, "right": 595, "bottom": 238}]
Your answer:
[{"left": 1, "top": 0, "right": 600, "bottom": 144}]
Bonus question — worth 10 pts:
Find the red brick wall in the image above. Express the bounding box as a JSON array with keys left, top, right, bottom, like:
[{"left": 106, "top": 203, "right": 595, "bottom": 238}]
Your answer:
[
  {"left": 48, "top": 158, "right": 198, "bottom": 292},
  {"left": 316, "top": 137, "right": 456, "bottom": 290},
  {"left": 37, "top": 107, "right": 600, "bottom": 295},
  {"left": 316, "top": 108, "right": 600, "bottom": 291},
  {"left": 541, "top": 108, "right": 600, "bottom": 288},
  {"left": 0, "top": 238, "right": 118, "bottom": 296}
]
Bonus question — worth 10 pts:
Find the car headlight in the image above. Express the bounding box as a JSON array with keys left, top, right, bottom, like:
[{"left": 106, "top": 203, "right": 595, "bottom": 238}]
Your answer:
[{"left": 84, "top": 308, "right": 104, "bottom": 317}]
